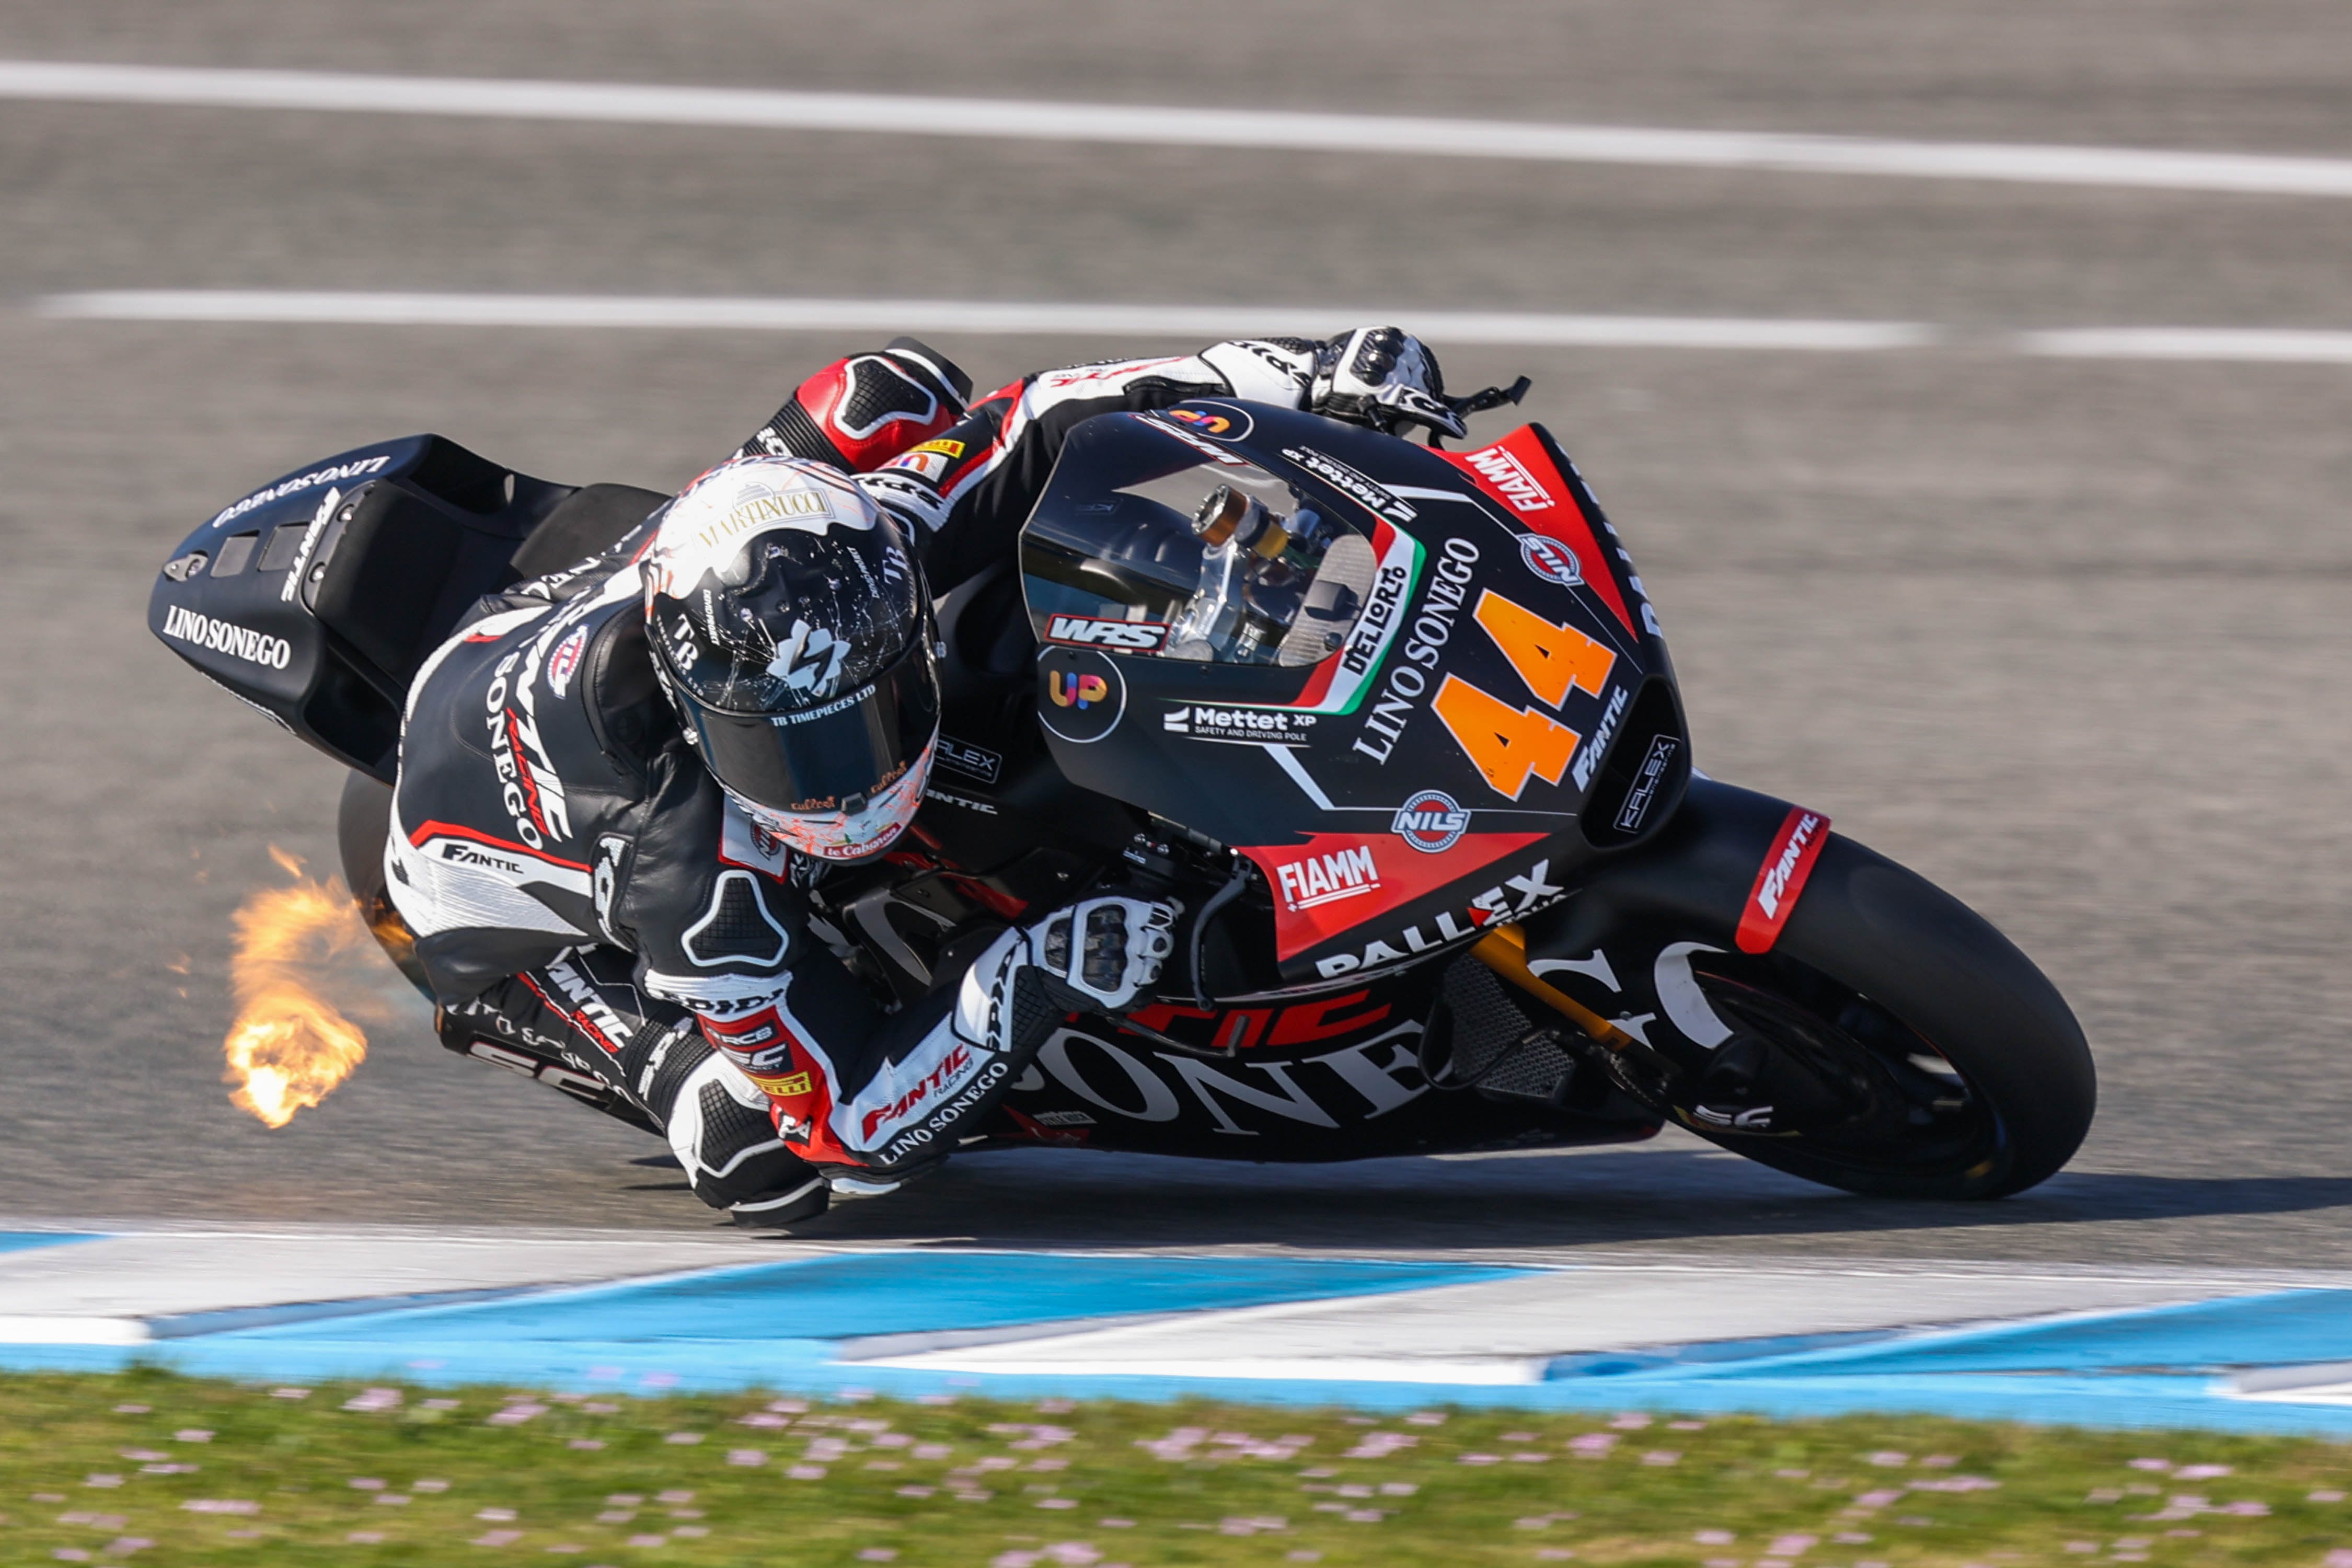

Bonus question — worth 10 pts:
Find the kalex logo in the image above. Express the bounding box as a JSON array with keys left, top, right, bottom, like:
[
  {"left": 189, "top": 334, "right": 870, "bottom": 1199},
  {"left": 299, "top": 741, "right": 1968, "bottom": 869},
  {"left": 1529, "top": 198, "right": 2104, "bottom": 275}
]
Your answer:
[
  {"left": 1391, "top": 789, "right": 1470, "bottom": 853},
  {"left": 1736, "top": 806, "right": 1832, "bottom": 954},
  {"left": 1047, "top": 670, "right": 1109, "bottom": 708}
]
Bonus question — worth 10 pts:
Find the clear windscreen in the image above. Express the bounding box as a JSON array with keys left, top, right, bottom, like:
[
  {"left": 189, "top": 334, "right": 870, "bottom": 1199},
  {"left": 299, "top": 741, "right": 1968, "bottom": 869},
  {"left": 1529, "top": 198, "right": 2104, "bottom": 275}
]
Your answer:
[{"left": 1021, "top": 417, "right": 1378, "bottom": 667}]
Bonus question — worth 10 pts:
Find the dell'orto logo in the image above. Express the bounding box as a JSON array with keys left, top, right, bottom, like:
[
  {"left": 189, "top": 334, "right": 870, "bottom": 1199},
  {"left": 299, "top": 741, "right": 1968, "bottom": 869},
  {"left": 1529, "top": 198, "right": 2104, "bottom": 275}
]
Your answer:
[
  {"left": 1036, "top": 647, "right": 1125, "bottom": 745},
  {"left": 1391, "top": 789, "right": 1470, "bottom": 854}
]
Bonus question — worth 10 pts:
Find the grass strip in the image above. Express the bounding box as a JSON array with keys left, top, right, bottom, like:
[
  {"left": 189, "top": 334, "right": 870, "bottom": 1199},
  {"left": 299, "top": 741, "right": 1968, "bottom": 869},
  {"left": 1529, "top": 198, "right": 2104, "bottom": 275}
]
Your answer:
[{"left": 0, "top": 1370, "right": 2344, "bottom": 1565}]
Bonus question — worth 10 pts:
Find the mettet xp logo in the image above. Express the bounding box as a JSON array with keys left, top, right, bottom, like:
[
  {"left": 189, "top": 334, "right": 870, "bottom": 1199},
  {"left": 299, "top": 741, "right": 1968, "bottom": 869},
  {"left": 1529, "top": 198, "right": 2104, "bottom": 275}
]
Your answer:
[{"left": 1037, "top": 647, "right": 1125, "bottom": 744}]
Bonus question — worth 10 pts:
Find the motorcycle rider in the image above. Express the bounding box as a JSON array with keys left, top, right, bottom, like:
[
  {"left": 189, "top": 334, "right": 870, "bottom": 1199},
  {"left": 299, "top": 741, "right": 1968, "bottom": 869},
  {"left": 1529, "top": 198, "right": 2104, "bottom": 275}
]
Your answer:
[{"left": 384, "top": 327, "right": 1470, "bottom": 1224}]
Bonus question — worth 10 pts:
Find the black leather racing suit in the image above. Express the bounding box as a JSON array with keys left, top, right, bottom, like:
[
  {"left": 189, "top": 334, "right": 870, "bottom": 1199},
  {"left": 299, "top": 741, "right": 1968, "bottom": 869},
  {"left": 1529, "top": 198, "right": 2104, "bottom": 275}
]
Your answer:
[{"left": 385, "top": 339, "right": 1327, "bottom": 1208}]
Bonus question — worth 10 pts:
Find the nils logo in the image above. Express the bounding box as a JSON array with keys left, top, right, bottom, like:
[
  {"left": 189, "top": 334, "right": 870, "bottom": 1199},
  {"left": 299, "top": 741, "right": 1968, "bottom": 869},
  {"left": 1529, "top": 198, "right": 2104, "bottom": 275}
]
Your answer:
[
  {"left": 1391, "top": 789, "right": 1470, "bottom": 853},
  {"left": 1036, "top": 647, "right": 1125, "bottom": 745},
  {"left": 1518, "top": 533, "right": 1583, "bottom": 587}
]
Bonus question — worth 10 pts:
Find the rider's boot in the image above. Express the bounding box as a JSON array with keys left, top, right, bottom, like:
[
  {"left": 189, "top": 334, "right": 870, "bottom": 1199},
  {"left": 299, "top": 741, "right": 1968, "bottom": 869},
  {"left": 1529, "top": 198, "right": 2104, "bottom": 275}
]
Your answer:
[{"left": 437, "top": 951, "right": 828, "bottom": 1227}]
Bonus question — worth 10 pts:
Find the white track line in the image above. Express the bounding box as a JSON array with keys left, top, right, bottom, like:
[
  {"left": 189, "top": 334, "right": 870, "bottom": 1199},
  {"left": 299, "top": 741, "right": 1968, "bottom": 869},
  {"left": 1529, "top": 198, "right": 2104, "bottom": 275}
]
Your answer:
[
  {"left": 36, "top": 292, "right": 2352, "bottom": 365},
  {"left": 2019, "top": 327, "right": 2352, "bottom": 363},
  {"left": 6, "top": 59, "right": 2352, "bottom": 198},
  {"left": 28, "top": 292, "right": 1939, "bottom": 351}
]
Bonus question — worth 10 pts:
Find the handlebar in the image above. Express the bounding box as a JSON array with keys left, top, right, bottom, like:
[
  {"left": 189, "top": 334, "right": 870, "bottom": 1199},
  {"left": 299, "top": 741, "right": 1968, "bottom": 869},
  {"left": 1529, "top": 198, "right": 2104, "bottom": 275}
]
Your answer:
[{"left": 1427, "top": 375, "right": 1532, "bottom": 447}]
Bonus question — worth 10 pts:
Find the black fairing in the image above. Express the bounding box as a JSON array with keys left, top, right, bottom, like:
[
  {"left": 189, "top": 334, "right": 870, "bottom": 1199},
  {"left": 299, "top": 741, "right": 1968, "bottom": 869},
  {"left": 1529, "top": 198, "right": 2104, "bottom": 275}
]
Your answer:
[
  {"left": 149, "top": 436, "right": 578, "bottom": 780},
  {"left": 1015, "top": 401, "right": 1692, "bottom": 984}
]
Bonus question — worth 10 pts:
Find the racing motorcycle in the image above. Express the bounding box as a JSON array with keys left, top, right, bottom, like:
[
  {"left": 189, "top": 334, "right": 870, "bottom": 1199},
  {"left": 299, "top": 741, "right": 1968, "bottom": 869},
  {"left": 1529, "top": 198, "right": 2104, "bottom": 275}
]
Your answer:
[{"left": 148, "top": 365, "right": 2094, "bottom": 1202}]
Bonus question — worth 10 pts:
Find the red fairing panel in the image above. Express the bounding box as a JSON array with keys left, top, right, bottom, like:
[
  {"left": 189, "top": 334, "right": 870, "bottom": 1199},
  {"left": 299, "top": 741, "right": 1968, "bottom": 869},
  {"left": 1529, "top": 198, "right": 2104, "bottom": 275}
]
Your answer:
[
  {"left": 1240, "top": 829, "right": 1548, "bottom": 962},
  {"left": 1439, "top": 426, "right": 1639, "bottom": 638}
]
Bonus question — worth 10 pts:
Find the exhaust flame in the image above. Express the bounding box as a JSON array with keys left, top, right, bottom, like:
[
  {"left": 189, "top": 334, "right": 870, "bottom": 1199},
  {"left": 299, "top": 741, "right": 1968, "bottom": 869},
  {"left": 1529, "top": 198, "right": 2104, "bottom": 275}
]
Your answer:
[{"left": 223, "top": 847, "right": 373, "bottom": 1128}]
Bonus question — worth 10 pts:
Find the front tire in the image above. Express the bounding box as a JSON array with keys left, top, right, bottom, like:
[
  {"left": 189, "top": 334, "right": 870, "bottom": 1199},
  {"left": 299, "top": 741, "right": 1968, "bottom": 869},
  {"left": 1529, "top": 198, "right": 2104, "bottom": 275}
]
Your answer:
[
  {"left": 1688, "top": 839, "right": 2094, "bottom": 1198},
  {"left": 1531, "top": 822, "right": 2094, "bottom": 1200}
]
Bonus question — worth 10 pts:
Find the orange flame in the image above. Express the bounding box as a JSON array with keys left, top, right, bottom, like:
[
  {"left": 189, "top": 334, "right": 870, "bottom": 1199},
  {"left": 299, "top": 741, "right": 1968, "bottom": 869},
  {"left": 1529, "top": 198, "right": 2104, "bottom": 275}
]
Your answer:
[{"left": 223, "top": 847, "right": 373, "bottom": 1127}]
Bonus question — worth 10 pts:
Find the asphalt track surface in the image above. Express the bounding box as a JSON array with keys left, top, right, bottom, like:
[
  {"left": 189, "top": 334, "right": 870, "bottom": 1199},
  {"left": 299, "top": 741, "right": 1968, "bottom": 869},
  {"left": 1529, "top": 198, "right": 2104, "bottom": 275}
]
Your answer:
[{"left": 3, "top": 2, "right": 2350, "bottom": 1269}]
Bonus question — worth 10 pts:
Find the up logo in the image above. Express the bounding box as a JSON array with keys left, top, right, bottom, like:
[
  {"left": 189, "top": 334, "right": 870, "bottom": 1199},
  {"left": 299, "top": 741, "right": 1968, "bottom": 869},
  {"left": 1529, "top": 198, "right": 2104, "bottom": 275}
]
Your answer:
[
  {"left": 1163, "top": 401, "right": 1254, "bottom": 441},
  {"left": 1036, "top": 646, "right": 1126, "bottom": 744},
  {"left": 1048, "top": 671, "right": 1109, "bottom": 708}
]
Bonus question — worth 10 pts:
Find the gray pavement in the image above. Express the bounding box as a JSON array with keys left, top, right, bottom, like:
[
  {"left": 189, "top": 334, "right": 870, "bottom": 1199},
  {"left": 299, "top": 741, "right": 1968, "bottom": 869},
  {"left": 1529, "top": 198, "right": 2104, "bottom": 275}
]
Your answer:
[{"left": 2, "top": 4, "right": 2349, "bottom": 1264}]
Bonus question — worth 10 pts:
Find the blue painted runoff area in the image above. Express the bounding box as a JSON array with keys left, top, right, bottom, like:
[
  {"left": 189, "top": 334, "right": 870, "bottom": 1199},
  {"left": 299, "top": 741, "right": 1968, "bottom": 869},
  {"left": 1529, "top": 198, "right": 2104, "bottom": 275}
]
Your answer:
[
  {"left": 0, "top": 1232, "right": 97, "bottom": 1255},
  {"left": 221, "top": 1250, "right": 1529, "bottom": 1345},
  {"left": 6, "top": 1248, "right": 2352, "bottom": 1436}
]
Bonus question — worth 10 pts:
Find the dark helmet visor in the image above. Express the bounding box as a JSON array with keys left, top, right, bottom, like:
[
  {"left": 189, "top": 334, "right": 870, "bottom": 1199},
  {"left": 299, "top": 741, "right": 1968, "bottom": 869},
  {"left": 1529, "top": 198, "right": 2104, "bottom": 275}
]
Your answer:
[{"left": 678, "top": 640, "right": 939, "bottom": 814}]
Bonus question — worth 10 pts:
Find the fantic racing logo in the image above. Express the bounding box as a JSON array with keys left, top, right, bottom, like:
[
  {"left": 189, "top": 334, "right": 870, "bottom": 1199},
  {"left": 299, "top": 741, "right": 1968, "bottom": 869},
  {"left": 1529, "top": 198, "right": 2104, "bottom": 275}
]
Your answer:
[
  {"left": 1736, "top": 808, "right": 1831, "bottom": 955},
  {"left": 1391, "top": 789, "right": 1469, "bottom": 853},
  {"left": 881, "top": 1055, "right": 1012, "bottom": 1164},
  {"left": 1464, "top": 444, "right": 1556, "bottom": 512},
  {"left": 543, "top": 954, "right": 633, "bottom": 1055},
  {"left": 1163, "top": 704, "right": 1314, "bottom": 745},
  {"left": 1046, "top": 615, "right": 1168, "bottom": 651},
  {"left": 160, "top": 606, "right": 292, "bottom": 670},
  {"left": 485, "top": 648, "right": 571, "bottom": 851},
  {"left": 1571, "top": 685, "right": 1630, "bottom": 790},
  {"left": 1273, "top": 845, "right": 1381, "bottom": 913},
  {"left": 862, "top": 1043, "right": 976, "bottom": 1140},
  {"left": 434, "top": 841, "right": 525, "bottom": 875}
]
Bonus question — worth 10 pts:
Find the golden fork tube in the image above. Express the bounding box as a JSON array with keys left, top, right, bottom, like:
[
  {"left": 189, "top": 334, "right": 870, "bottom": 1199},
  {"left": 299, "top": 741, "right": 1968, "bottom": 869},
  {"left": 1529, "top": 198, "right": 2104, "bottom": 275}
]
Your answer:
[{"left": 1470, "top": 923, "right": 1635, "bottom": 1050}]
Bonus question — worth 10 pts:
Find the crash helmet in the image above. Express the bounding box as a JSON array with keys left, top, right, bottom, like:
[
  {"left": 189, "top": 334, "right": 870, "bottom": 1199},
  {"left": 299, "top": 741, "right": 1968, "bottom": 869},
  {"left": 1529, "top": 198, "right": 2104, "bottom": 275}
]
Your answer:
[{"left": 642, "top": 456, "right": 938, "bottom": 861}]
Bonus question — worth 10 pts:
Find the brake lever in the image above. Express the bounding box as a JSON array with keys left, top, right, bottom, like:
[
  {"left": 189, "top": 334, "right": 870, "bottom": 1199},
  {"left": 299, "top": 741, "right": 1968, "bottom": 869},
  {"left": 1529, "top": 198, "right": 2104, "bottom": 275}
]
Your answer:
[{"left": 1426, "top": 375, "right": 1533, "bottom": 447}]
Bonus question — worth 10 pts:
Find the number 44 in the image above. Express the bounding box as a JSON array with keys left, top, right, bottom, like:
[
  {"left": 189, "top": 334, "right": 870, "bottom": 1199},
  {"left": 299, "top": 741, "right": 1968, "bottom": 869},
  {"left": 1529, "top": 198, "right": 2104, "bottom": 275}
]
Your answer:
[{"left": 1431, "top": 591, "right": 1616, "bottom": 799}]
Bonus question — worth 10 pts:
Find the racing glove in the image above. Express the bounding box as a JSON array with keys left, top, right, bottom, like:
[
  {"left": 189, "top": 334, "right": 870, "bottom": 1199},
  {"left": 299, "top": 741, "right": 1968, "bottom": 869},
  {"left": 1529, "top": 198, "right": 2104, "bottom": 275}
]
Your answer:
[
  {"left": 1030, "top": 894, "right": 1181, "bottom": 1011},
  {"left": 1309, "top": 326, "right": 1468, "bottom": 441}
]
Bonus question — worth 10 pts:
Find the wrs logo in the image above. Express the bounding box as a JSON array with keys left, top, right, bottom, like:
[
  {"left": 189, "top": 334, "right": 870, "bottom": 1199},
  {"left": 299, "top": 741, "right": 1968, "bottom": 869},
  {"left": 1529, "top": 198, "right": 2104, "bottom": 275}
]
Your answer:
[
  {"left": 1465, "top": 444, "right": 1557, "bottom": 512},
  {"left": 1047, "top": 670, "right": 1110, "bottom": 708},
  {"left": 1046, "top": 615, "right": 1168, "bottom": 651},
  {"left": 1273, "top": 844, "right": 1381, "bottom": 913},
  {"left": 1391, "top": 789, "right": 1470, "bottom": 854}
]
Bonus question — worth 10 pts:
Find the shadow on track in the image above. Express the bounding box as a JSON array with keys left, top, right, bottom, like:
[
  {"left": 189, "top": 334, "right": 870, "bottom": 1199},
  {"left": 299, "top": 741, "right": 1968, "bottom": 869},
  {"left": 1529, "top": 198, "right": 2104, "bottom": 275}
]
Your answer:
[{"left": 773, "top": 1141, "right": 2352, "bottom": 1254}]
